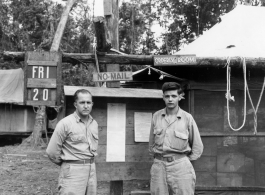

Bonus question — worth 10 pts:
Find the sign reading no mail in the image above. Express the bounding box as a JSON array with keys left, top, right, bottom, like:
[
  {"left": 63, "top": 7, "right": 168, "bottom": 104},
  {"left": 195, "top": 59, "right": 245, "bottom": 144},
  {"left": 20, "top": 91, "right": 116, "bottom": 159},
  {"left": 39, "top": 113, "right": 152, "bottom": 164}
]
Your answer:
[
  {"left": 154, "top": 55, "right": 196, "bottom": 66},
  {"left": 93, "top": 71, "right": 133, "bottom": 82}
]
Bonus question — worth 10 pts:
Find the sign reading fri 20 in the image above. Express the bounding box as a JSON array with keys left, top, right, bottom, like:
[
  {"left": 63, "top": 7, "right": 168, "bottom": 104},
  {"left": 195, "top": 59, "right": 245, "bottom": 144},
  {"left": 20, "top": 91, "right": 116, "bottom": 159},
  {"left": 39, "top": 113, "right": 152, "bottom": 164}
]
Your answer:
[{"left": 25, "top": 52, "right": 62, "bottom": 106}]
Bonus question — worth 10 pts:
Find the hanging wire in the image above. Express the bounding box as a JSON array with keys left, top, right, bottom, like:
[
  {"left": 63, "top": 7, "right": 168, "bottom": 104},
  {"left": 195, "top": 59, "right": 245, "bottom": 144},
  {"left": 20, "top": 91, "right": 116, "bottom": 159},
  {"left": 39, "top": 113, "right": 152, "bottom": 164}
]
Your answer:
[
  {"left": 90, "top": 0, "right": 101, "bottom": 87},
  {"left": 93, "top": 36, "right": 102, "bottom": 87},
  {"left": 92, "top": 0, "right": 95, "bottom": 20}
]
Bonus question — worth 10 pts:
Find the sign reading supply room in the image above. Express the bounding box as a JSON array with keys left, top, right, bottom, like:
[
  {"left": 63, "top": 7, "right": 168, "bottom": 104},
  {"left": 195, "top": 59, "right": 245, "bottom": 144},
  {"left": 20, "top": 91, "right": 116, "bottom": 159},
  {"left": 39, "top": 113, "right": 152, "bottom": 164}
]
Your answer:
[{"left": 154, "top": 55, "right": 196, "bottom": 66}]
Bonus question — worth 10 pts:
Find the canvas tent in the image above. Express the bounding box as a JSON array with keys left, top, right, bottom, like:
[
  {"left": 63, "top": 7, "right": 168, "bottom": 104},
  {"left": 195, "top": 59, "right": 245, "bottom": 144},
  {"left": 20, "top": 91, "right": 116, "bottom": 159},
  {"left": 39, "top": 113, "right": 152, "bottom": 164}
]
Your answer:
[
  {"left": 0, "top": 68, "right": 24, "bottom": 104},
  {"left": 0, "top": 68, "right": 37, "bottom": 133},
  {"left": 177, "top": 5, "right": 265, "bottom": 59}
]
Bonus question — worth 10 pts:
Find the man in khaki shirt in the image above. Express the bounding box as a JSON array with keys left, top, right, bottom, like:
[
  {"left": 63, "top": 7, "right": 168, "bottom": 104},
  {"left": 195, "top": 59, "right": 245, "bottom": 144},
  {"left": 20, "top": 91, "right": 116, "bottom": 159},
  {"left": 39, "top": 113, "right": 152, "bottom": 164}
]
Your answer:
[
  {"left": 46, "top": 89, "right": 98, "bottom": 195},
  {"left": 149, "top": 82, "right": 203, "bottom": 195}
]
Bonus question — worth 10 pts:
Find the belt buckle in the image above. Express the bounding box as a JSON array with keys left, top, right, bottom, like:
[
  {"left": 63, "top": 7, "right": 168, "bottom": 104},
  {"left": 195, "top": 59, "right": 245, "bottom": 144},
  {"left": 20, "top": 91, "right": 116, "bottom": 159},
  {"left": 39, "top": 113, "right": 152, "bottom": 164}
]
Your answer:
[
  {"left": 84, "top": 159, "right": 90, "bottom": 164},
  {"left": 167, "top": 157, "right": 174, "bottom": 162}
]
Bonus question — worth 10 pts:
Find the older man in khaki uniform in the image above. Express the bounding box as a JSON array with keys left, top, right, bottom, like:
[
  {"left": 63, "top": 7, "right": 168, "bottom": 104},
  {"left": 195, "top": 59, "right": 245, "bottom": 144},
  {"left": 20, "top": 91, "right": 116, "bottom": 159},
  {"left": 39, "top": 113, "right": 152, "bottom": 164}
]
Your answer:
[{"left": 46, "top": 89, "right": 98, "bottom": 195}]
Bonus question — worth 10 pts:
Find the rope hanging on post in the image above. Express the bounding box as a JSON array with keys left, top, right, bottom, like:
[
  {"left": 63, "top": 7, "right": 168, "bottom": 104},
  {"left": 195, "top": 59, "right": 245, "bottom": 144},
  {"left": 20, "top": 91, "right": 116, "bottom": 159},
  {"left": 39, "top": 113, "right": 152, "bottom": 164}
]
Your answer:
[
  {"left": 246, "top": 76, "right": 265, "bottom": 134},
  {"left": 226, "top": 57, "right": 247, "bottom": 131},
  {"left": 226, "top": 57, "right": 265, "bottom": 134}
]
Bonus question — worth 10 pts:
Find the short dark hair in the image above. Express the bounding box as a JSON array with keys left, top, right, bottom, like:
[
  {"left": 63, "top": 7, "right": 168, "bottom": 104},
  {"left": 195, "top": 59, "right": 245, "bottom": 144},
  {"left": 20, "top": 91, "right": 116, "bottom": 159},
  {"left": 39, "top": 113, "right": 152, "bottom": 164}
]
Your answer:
[
  {"left": 74, "top": 89, "right": 92, "bottom": 102},
  {"left": 162, "top": 82, "right": 184, "bottom": 95}
]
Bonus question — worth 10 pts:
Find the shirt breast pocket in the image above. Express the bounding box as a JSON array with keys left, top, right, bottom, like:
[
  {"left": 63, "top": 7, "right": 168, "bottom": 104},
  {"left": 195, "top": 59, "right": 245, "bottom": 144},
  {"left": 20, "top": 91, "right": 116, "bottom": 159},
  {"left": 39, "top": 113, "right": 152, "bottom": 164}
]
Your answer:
[
  {"left": 170, "top": 131, "right": 188, "bottom": 150},
  {"left": 69, "top": 134, "right": 86, "bottom": 143},
  {"left": 154, "top": 128, "right": 163, "bottom": 146}
]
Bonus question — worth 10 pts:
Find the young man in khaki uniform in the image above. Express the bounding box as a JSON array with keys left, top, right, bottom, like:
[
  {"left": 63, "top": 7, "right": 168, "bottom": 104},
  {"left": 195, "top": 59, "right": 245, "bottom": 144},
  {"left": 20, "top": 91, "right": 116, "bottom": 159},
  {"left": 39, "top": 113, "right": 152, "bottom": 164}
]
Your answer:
[
  {"left": 46, "top": 89, "right": 98, "bottom": 195},
  {"left": 149, "top": 82, "right": 203, "bottom": 195}
]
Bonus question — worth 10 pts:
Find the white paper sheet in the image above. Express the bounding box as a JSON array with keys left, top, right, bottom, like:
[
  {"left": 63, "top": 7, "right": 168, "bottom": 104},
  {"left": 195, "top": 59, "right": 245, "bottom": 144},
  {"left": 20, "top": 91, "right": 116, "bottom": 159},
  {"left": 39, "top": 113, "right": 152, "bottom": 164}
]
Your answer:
[
  {"left": 106, "top": 103, "right": 126, "bottom": 162},
  {"left": 134, "top": 112, "right": 152, "bottom": 142}
]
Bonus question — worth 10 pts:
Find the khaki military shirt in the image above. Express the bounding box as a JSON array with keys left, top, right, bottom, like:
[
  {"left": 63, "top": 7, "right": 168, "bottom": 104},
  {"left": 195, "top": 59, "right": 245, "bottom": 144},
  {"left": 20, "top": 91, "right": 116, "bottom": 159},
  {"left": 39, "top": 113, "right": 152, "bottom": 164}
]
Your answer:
[
  {"left": 46, "top": 112, "right": 98, "bottom": 165},
  {"left": 149, "top": 108, "right": 203, "bottom": 161}
]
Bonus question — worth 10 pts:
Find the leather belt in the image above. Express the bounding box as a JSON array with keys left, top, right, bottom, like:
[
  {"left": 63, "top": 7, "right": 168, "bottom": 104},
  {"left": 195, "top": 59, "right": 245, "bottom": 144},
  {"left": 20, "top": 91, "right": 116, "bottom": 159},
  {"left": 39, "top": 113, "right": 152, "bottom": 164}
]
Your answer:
[
  {"left": 154, "top": 154, "right": 186, "bottom": 162},
  {"left": 64, "top": 158, "right": 94, "bottom": 164}
]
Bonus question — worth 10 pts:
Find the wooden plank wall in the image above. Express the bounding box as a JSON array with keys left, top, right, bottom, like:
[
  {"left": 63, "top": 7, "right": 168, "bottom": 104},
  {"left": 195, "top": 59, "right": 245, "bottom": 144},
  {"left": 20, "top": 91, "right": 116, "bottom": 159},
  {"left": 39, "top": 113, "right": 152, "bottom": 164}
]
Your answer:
[
  {"left": 195, "top": 136, "right": 265, "bottom": 187},
  {"left": 193, "top": 89, "right": 265, "bottom": 187},
  {"left": 0, "top": 104, "right": 36, "bottom": 132}
]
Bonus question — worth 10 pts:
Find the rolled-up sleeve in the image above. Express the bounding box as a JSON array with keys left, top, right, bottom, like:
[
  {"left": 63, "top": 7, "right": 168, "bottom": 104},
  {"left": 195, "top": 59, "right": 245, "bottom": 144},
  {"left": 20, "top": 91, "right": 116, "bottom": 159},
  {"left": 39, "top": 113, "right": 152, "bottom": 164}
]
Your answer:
[
  {"left": 188, "top": 117, "right": 203, "bottom": 161},
  {"left": 46, "top": 121, "right": 67, "bottom": 166}
]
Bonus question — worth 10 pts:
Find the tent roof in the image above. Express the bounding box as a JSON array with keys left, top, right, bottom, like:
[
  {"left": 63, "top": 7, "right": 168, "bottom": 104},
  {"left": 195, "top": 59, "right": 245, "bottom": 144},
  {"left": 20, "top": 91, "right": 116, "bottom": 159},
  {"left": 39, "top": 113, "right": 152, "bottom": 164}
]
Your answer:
[
  {"left": 177, "top": 5, "right": 265, "bottom": 59},
  {"left": 0, "top": 68, "right": 24, "bottom": 104}
]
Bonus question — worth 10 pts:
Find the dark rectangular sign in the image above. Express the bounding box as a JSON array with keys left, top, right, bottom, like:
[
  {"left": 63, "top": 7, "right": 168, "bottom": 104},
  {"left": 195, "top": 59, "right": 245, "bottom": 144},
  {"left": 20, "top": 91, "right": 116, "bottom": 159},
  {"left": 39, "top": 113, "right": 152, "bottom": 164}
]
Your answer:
[
  {"left": 27, "top": 66, "right": 57, "bottom": 79},
  {"left": 27, "top": 88, "right": 53, "bottom": 101},
  {"left": 25, "top": 51, "right": 62, "bottom": 106}
]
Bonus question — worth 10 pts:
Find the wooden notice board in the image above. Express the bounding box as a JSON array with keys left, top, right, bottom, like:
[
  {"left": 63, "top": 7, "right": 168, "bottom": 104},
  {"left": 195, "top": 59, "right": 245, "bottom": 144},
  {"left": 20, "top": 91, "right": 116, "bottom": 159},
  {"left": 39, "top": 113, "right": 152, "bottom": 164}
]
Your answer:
[{"left": 24, "top": 51, "right": 62, "bottom": 106}]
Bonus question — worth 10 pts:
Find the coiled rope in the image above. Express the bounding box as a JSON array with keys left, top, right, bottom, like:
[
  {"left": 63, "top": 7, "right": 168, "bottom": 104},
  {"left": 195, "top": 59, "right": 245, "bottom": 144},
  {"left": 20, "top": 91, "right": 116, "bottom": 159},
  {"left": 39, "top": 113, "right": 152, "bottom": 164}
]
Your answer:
[
  {"left": 226, "top": 57, "right": 265, "bottom": 134},
  {"left": 226, "top": 57, "right": 247, "bottom": 131}
]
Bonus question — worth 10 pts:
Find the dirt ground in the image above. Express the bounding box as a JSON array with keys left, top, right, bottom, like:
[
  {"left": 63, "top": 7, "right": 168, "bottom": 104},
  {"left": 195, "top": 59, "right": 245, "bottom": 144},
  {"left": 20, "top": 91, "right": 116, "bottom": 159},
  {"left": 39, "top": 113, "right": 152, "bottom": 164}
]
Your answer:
[{"left": 0, "top": 145, "right": 150, "bottom": 195}]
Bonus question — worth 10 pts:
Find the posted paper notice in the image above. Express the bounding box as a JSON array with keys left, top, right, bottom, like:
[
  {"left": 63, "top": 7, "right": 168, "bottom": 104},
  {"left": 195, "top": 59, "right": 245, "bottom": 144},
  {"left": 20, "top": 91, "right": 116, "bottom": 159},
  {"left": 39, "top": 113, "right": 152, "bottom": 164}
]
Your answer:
[
  {"left": 106, "top": 103, "right": 126, "bottom": 162},
  {"left": 134, "top": 112, "right": 152, "bottom": 142}
]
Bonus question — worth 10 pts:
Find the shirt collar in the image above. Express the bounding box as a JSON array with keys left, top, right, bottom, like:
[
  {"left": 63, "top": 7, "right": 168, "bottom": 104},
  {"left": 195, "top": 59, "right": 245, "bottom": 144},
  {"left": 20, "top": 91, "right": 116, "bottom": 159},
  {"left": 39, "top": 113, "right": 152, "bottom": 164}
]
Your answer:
[
  {"left": 73, "top": 111, "right": 93, "bottom": 123},
  {"left": 161, "top": 107, "right": 183, "bottom": 119}
]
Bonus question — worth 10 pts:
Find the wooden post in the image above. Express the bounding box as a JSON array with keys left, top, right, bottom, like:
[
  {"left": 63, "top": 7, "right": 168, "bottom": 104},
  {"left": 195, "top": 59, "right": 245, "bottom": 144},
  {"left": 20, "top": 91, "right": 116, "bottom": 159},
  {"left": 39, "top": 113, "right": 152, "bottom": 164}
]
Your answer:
[
  {"left": 93, "top": 16, "right": 112, "bottom": 53},
  {"left": 105, "top": 0, "right": 120, "bottom": 88},
  {"left": 104, "top": 0, "right": 123, "bottom": 194}
]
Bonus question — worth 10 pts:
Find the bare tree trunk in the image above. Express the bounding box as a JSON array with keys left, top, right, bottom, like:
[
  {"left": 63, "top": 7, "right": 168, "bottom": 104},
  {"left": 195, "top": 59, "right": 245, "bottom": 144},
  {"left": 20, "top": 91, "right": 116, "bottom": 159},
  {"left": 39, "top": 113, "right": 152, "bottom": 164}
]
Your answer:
[{"left": 21, "top": 106, "right": 46, "bottom": 148}]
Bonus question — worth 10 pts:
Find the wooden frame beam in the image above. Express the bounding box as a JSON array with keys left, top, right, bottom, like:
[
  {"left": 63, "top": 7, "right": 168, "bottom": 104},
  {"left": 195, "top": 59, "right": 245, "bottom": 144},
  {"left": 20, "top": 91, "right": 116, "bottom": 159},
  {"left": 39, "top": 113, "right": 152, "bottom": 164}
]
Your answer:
[{"left": 2, "top": 51, "right": 265, "bottom": 67}]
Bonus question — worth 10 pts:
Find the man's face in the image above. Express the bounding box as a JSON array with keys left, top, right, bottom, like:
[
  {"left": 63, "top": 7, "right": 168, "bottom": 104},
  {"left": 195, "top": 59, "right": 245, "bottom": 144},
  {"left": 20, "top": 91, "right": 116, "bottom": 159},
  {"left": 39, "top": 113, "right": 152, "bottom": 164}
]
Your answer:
[
  {"left": 74, "top": 92, "right": 93, "bottom": 118},
  {"left": 163, "top": 89, "right": 181, "bottom": 109}
]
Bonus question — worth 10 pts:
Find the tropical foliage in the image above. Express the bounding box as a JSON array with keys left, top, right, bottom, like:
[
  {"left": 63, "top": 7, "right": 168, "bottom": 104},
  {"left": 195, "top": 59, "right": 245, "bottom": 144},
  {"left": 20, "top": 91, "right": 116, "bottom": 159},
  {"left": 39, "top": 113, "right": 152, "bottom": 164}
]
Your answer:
[
  {"left": 1, "top": 0, "right": 264, "bottom": 83},
  {"left": 0, "top": 0, "right": 96, "bottom": 85}
]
